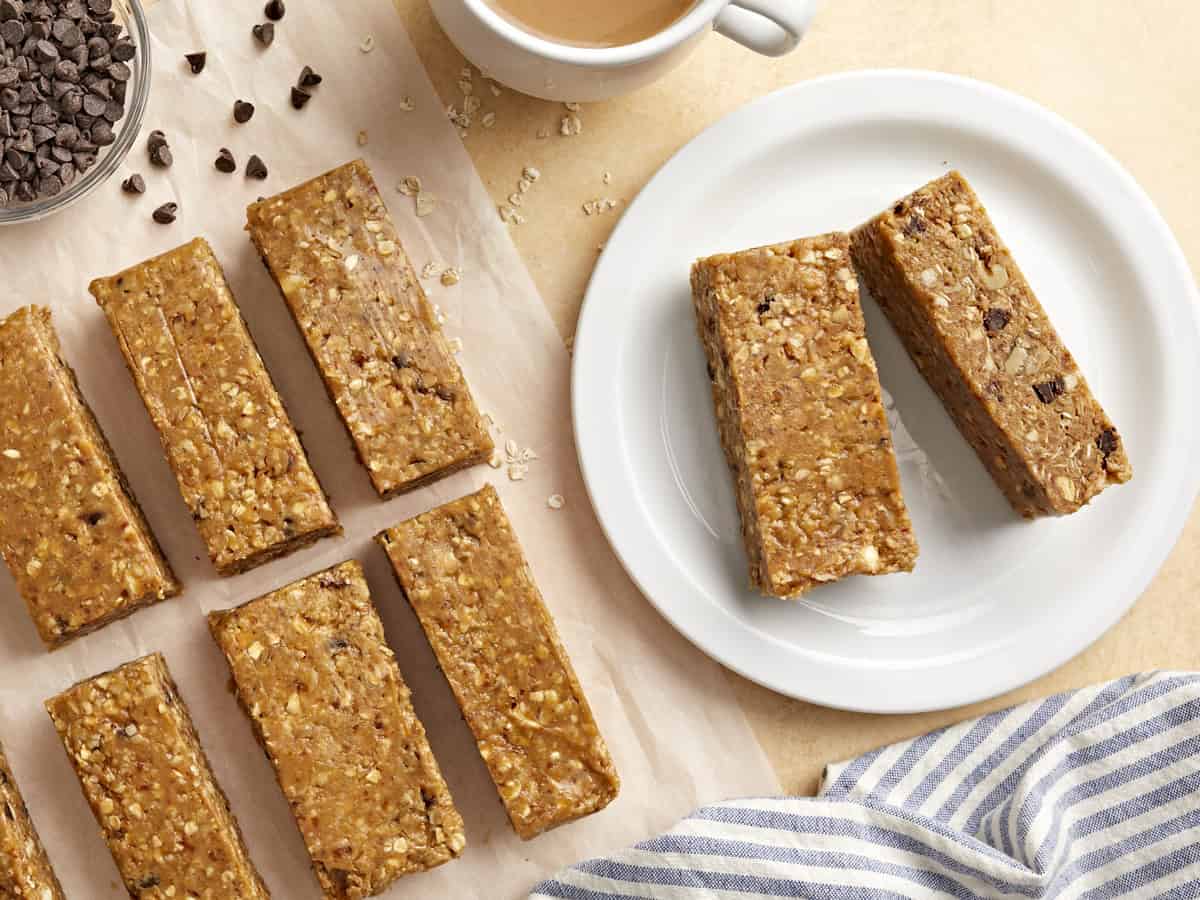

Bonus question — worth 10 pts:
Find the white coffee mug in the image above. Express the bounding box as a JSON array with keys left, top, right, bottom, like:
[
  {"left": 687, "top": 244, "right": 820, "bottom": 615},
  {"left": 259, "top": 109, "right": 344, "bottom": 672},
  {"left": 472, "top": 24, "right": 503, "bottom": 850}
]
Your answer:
[{"left": 428, "top": 0, "right": 817, "bottom": 102}]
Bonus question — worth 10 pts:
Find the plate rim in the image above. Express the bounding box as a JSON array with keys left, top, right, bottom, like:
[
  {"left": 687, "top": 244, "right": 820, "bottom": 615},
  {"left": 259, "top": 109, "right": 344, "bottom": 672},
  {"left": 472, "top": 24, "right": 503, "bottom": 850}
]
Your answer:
[{"left": 571, "top": 68, "right": 1200, "bottom": 713}]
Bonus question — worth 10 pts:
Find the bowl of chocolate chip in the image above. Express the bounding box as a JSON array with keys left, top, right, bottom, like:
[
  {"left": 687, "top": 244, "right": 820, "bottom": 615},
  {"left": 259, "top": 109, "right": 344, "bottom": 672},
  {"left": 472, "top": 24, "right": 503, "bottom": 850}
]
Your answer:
[{"left": 0, "top": 0, "right": 148, "bottom": 224}]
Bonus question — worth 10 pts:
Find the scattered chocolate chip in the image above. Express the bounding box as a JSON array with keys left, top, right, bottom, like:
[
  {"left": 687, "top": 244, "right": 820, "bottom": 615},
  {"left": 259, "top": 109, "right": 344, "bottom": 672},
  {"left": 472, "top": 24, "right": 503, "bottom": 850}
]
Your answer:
[
  {"left": 264, "top": 0, "right": 285, "bottom": 21},
  {"left": 1096, "top": 428, "right": 1119, "bottom": 456},
  {"left": 982, "top": 307, "right": 1011, "bottom": 334},
  {"left": 1032, "top": 378, "right": 1065, "bottom": 404},
  {"left": 149, "top": 142, "right": 170, "bottom": 167},
  {"left": 289, "top": 85, "right": 310, "bottom": 109},
  {"left": 184, "top": 50, "right": 206, "bottom": 74},
  {"left": 232, "top": 99, "right": 254, "bottom": 123},
  {"left": 119, "top": 172, "right": 142, "bottom": 193},
  {"left": 145, "top": 128, "right": 166, "bottom": 151},
  {"left": 245, "top": 153, "right": 267, "bottom": 179},
  {"left": 151, "top": 200, "right": 176, "bottom": 223},
  {"left": 251, "top": 21, "right": 274, "bottom": 47},
  {"left": 298, "top": 64, "right": 321, "bottom": 87},
  {"left": 213, "top": 147, "right": 235, "bottom": 173}
]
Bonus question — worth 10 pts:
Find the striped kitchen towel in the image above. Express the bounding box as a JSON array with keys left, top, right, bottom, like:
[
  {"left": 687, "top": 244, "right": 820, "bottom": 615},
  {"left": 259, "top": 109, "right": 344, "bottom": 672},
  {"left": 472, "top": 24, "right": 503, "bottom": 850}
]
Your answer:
[{"left": 531, "top": 672, "right": 1200, "bottom": 899}]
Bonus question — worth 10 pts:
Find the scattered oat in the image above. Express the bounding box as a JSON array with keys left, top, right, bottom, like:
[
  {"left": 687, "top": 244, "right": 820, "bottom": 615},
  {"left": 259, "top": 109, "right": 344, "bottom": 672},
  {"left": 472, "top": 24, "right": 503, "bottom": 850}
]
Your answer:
[
  {"left": 547, "top": 494, "right": 565, "bottom": 510},
  {"left": 565, "top": 333, "right": 575, "bottom": 353},
  {"left": 399, "top": 96, "right": 415, "bottom": 111},
  {"left": 564, "top": 101, "right": 582, "bottom": 112},
  {"left": 489, "top": 82, "right": 502, "bottom": 97},
  {"left": 560, "top": 114, "right": 582, "bottom": 136},
  {"left": 441, "top": 267, "right": 461, "bottom": 287},
  {"left": 602, "top": 171, "right": 612, "bottom": 185},
  {"left": 458, "top": 77, "right": 474, "bottom": 96},
  {"left": 421, "top": 262, "right": 440, "bottom": 279},
  {"left": 448, "top": 336, "right": 464, "bottom": 353},
  {"left": 509, "top": 465, "right": 528, "bottom": 482},
  {"left": 488, "top": 451, "right": 503, "bottom": 469},
  {"left": 397, "top": 176, "right": 422, "bottom": 196},
  {"left": 482, "top": 111, "right": 496, "bottom": 128},
  {"left": 517, "top": 177, "right": 533, "bottom": 193},
  {"left": 464, "top": 95, "right": 481, "bottom": 115},
  {"left": 508, "top": 192, "right": 523, "bottom": 207},
  {"left": 359, "top": 34, "right": 375, "bottom": 53},
  {"left": 416, "top": 192, "right": 436, "bottom": 217},
  {"left": 523, "top": 166, "right": 541, "bottom": 182},
  {"left": 505, "top": 439, "right": 519, "bottom": 458},
  {"left": 357, "top": 130, "right": 368, "bottom": 146},
  {"left": 460, "top": 65, "right": 473, "bottom": 80}
]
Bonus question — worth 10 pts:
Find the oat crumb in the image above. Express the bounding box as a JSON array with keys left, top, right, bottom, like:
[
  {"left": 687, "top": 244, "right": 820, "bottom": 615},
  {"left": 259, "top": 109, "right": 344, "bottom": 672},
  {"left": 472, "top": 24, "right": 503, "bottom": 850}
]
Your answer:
[
  {"left": 397, "top": 176, "right": 422, "bottom": 196},
  {"left": 416, "top": 192, "right": 436, "bottom": 217},
  {"left": 357, "top": 130, "right": 368, "bottom": 146},
  {"left": 560, "top": 114, "right": 582, "bottom": 136},
  {"left": 440, "top": 267, "right": 461, "bottom": 287},
  {"left": 359, "top": 35, "right": 375, "bottom": 53},
  {"left": 399, "top": 96, "right": 415, "bottom": 111},
  {"left": 547, "top": 494, "right": 565, "bottom": 510}
]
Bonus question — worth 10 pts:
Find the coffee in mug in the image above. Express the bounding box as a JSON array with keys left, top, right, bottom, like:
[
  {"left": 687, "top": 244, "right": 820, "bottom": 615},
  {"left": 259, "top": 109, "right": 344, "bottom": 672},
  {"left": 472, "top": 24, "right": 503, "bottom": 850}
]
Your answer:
[{"left": 484, "top": 0, "right": 697, "bottom": 48}]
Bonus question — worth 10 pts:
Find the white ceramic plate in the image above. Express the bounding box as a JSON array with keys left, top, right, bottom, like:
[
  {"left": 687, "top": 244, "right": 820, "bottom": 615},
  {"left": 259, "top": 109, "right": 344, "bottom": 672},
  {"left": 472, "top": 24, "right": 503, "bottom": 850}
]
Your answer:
[{"left": 572, "top": 70, "right": 1200, "bottom": 713}]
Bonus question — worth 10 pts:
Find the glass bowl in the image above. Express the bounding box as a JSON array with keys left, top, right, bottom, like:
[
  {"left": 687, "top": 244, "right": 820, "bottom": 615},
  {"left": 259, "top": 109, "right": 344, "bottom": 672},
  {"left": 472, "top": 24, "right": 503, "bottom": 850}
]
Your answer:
[{"left": 0, "top": 0, "right": 150, "bottom": 225}]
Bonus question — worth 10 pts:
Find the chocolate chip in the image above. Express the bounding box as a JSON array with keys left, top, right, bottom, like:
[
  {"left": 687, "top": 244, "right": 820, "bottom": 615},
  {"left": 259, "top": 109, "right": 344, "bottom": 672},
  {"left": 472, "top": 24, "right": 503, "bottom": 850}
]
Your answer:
[
  {"left": 151, "top": 200, "right": 176, "bottom": 223},
  {"left": 264, "top": 0, "right": 285, "bottom": 20},
  {"left": 119, "top": 171, "right": 142, "bottom": 193},
  {"left": 184, "top": 50, "right": 205, "bottom": 74},
  {"left": 232, "top": 99, "right": 254, "bottom": 123},
  {"left": 391, "top": 352, "right": 410, "bottom": 369},
  {"left": 289, "top": 85, "right": 310, "bottom": 109},
  {"left": 298, "top": 64, "right": 321, "bottom": 87},
  {"left": 982, "top": 307, "right": 1011, "bottom": 334},
  {"left": 1096, "top": 428, "right": 1119, "bottom": 456},
  {"left": 756, "top": 295, "right": 773, "bottom": 315},
  {"left": 902, "top": 214, "right": 926, "bottom": 236},
  {"left": 245, "top": 153, "right": 267, "bottom": 179},
  {"left": 328, "top": 637, "right": 349, "bottom": 653},
  {"left": 251, "top": 21, "right": 274, "bottom": 46},
  {"left": 1032, "top": 378, "right": 1065, "bottom": 404},
  {"left": 145, "top": 128, "right": 166, "bottom": 151},
  {"left": 435, "top": 385, "right": 456, "bottom": 402},
  {"left": 892, "top": 202, "right": 905, "bottom": 215},
  {"left": 213, "top": 147, "right": 235, "bottom": 173}
]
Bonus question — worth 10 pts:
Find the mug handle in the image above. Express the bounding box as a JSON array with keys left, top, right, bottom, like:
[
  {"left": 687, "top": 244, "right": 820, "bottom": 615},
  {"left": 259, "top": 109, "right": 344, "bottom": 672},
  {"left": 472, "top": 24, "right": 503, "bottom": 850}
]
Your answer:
[{"left": 713, "top": 0, "right": 817, "bottom": 57}]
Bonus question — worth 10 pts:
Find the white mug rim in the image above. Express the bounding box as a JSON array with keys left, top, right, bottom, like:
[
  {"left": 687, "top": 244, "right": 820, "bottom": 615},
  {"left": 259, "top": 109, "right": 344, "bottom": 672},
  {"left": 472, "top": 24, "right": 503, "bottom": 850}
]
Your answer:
[{"left": 462, "top": 0, "right": 727, "bottom": 68}]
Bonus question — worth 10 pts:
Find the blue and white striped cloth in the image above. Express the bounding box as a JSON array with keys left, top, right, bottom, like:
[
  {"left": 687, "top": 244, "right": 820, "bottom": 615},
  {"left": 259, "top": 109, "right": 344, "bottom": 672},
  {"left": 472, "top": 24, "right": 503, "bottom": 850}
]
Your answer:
[{"left": 531, "top": 672, "right": 1200, "bottom": 899}]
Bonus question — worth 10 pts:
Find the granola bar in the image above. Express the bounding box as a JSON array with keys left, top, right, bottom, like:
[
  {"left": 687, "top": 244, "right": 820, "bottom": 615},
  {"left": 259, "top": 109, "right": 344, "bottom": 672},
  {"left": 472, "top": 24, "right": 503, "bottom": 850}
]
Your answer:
[
  {"left": 376, "top": 485, "right": 620, "bottom": 840},
  {"left": 207, "top": 560, "right": 465, "bottom": 897},
  {"left": 0, "top": 740, "right": 65, "bottom": 900},
  {"left": 45, "top": 653, "right": 270, "bottom": 899},
  {"left": 0, "top": 306, "right": 179, "bottom": 648},
  {"left": 850, "top": 172, "right": 1132, "bottom": 517},
  {"left": 691, "top": 235, "right": 919, "bottom": 598},
  {"left": 90, "top": 238, "right": 341, "bottom": 576},
  {"left": 245, "top": 160, "right": 493, "bottom": 499}
]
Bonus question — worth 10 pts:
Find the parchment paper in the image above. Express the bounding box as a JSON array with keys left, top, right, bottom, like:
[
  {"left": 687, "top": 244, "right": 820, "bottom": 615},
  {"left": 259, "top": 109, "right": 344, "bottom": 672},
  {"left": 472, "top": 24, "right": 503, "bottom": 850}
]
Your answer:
[{"left": 0, "top": 1, "right": 778, "bottom": 896}]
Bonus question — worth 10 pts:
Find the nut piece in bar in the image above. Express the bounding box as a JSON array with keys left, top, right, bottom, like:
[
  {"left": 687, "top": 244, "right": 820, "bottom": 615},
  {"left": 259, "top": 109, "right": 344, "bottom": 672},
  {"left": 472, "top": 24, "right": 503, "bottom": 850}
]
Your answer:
[
  {"left": 377, "top": 485, "right": 620, "bottom": 840},
  {"left": 0, "top": 306, "right": 180, "bottom": 648},
  {"left": 90, "top": 238, "right": 342, "bottom": 576},
  {"left": 207, "top": 560, "right": 465, "bottom": 897},
  {"left": 691, "top": 235, "right": 919, "bottom": 598},
  {"left": 45, "top": 653, "right": 270, "bottom": 899},
  {"left": 245, "top": 159, "right": 494, "bottom": 499},
  {"left": 850, "top": 172, "right": 1132, "bottom": 517},
  {"left": 0, "top": 740, "right": 66, "bottom": 900}
]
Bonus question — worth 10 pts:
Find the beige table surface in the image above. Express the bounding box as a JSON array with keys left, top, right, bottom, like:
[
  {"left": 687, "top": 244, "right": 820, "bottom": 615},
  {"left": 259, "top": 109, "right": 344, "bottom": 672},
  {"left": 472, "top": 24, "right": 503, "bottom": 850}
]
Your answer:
[{"left": 395, "top": 0, "right": 1200, "bottom": 796}]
